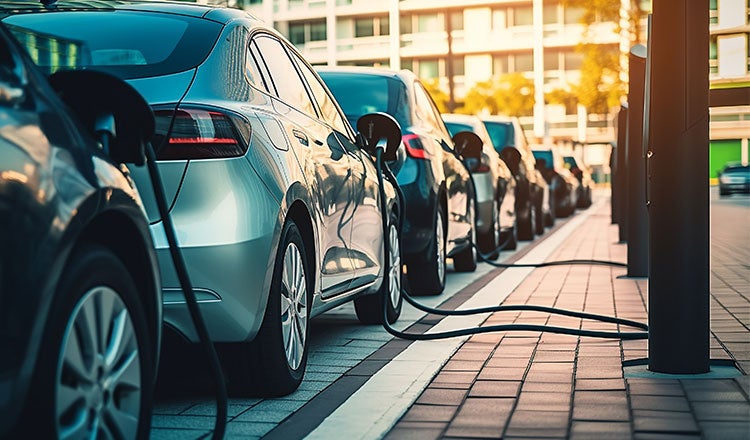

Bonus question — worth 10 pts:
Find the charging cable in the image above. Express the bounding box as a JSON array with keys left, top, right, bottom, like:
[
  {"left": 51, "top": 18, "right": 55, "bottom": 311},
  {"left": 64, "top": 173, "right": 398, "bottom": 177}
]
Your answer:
[
  {"left": 372, "top": 145, "right": 648, "bottom": 341},
  {"left": 144, "top": 141, "right": 228, "bottom": 440}
]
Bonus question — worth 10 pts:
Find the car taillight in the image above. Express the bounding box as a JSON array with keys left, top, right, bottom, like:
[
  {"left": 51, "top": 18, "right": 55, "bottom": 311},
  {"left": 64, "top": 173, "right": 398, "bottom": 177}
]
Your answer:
[
  {"left": 402, "top": 134, "right": 427, "bottom": 159},
  {"left": 474, "top": 162, "right": 491, "bottom": 173},
  {"left": 153, "top": 108, "right": 248, "bottom": 160}
]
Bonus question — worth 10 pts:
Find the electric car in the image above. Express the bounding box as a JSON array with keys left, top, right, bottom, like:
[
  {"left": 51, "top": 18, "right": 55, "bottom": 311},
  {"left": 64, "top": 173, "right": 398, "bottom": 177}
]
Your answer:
[
  {"left": 532, "top": 146, "right": 580, "bottom": 218},
  {"left": 318, "top": 67, "right": 478, "bottom": 295},
  {"left": 1, "top": 1, "right": 402, "bottom": 396},
  {"left": 442, "top": 113, "right": 518, "bottom": 254},
  {"left": 718, "top": 162, "right": 750, "bottom": 196},
  {"left": 480, "top": 115, "right": 550, "bottom": 238},
  {"left": 563, "top": 154, "right": 594, "bottom": 208},
  {"left": 0, "top": 24, "right": 161, "bottom": 438}
]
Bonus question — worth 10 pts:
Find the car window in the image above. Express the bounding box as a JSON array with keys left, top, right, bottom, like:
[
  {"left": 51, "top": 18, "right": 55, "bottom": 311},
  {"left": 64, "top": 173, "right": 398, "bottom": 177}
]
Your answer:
[
  {"left": 246, "top": 41, "right": 270, "bottom": 93},
  {"left": 319, "top": 71, "right": 411, "bottom": 131},
  {"left": 289, "top": 51, "right": 350, "bottom": 136},
  {"left": 483, "top": 121, "right": 512, "bottom": 149},
  {"left": 414, "top": 82, "right": 452, "bottom": 141},
  {"left": 444, "top": 121, "right": 472, "bottom": 138},
  {"left": 3, "top": 11, "right": 222, "bottom": 80},
  {"left": 252, "top": 34, "right": 316, "bottom": 117},
  {"left": 532, "top": 150, "right": 554, "bottom": 170}
]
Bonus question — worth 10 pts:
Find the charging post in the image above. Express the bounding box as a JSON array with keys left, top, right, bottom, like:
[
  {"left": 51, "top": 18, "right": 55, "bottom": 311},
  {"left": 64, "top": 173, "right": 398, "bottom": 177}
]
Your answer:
[
  {"left": 626, "top": 45, "right": 648, "bottom": 277},
  {"left": 614, "top": 105, "right": 628, "bottom": 242},
  {"left": 647, "top": 0, "right": 710, "bottom": 373}
]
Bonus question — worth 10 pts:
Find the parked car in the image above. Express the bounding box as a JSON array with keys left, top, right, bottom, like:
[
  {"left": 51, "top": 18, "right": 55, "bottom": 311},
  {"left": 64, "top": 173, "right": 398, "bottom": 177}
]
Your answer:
[
  {"left": 563, "top": 154, "right": 593, "bottom": 208},
  {"left": 442, "top": 113, "right": 518, "bottom": 254},
  {"left": 318, "top": 67, "right": 477, "bottom": 295},
  {"left": 2, "top": 0, "right": 403, "bottom": 396},
  {"left": 480, "top": 115, "right": 550, "bottom": 238},
  {"left": 532, "top": 146, "right": 580, "bottom": 218},
  {"left": 718, "top": 162, "right": 750, "bottom": 196},
  {"left": 0, "top": 24, "right": 161, "bottom": 438}
]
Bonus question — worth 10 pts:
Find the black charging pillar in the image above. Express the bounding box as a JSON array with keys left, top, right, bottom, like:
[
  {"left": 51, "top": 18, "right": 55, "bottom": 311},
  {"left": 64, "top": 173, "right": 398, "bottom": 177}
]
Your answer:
[
  {"left": 614, "top": 105, "right": 628, "bottom": 242},
  {"left": 648, "top": 0, "right": 710, "bottom": 373},
  {"left": 626, "top": 45, "right": 648, "bottom": 277}
]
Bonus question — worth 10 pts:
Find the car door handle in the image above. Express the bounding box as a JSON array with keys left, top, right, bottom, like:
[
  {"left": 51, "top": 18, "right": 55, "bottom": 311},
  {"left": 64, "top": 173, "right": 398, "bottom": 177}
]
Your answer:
[
  {"left": 313, "top": 138, "right": 324, "bottom": 146},
  {"left": 292, "top": 129, "right": 308, "bottom": 146}
]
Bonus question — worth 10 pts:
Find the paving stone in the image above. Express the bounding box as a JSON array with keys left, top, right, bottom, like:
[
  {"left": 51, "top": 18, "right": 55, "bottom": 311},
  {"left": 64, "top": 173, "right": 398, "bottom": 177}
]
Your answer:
[
  {"left": 521, "top": 381, "right": 573, "bottom": 393},
  {"left": 477, "top": 367, "right": 526, "bottom": 381},
  {"left": 633, "top": 434, "right": 701, "bottom": 440},
  {"left": 150, "top": 428, "right": 209, "bottom": 440},
  {"left": 504, "top": 410, "right": 570, "bottom": 437},
  {"left": 416, "top": 388, "right": 468, "bottom": 406},
  {"left": 685, "top": 389, "right": 748, "bottom": 402},
  {"left": 627, "top": 382, "right": 685, "bottom": 396},
  {"left": 629, "top": 395, "right": 691, "bottom": 412},
  {"left": 385, "top": 424, "right": 445, "bottom": 440},
  {"left": 524, "top": 371, "right": 573, "bottom": 383},
  {"left": 432, "top": 371, "right": 479, "bottom": 386},
  {"left": 699, "top": 421, "right": 750, "bottom": 440},
  {"left": 233, "top": 409, "right": 292, "bottom": 423},
  {"left": 469, "top": 380, "right": 521, "bottom": 398},
  {"left": 691, "top": 401, "right": 750, "bottom": 421},
  {"left": 575, "top": 365, "right": 624, "bottom": 379},
  {"left": 533, "top": 350, "right": 576, "bottom": 362},
  {"left": 224, "top": 421, "right": 276, "bottom": 437},
  {"left": 441, "top": 360, "right": 485, "bottom": 371},
  {"left": 445, "top": 398, "right": 513, "bottom": 438},
  {"left": 569, "top": 421, "right": 631, "bottom": 440},
  {"left": 182, "top": 403, "right": 249, "bottom": 417},
  {"left": 249, "top": 399, "right": 307, "bottom": 413},
  {"left": 401, "top": 404, "right": 459, "bottom": 423},
  {"left": 515, "top": 391, "right": 571, "bottom": 412},
  {"left": 575, "top": 378, "right": 626, "bottom": 391},
  {"left": 153, "top": 400, "right": 197, "bottom": 415},
  {"left": 632, "top": 410, "right": 699, "bottom": 433},
  {"left": 571, "top": 404, "right": 630, "bottom": 422},
  {"left": 151, "top": 415, "right": 216, "bottom": 430},
  {"left": 573, "top": 391, "right": 628, "bottom": 406}
]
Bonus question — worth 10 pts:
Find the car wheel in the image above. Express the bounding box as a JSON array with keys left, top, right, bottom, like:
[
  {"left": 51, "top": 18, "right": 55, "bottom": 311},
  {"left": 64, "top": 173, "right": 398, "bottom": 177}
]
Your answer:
[
  {"left": 355, "top": 211, "right": 403, "bottom": 325},
  {"left": 224, "top": 221, "right": 310, "bottom": 396},
  {"left": 517, "top": 198, "right": 534, "bottom": 241},
  {"left": 453, "top": 199, "right": 477, "bottom": 272},
  {"left": 477, "top": 197, "right": 500, "bottom": 260},
  {"left": 408, "top": 207, "right": 446, "bottom": 295},
  {"left": 499, "top": 222, "right": 517, "bottom": 251},
  {"left": 22, "top": 244, "right": 153, "bottom": 439},
  {"left": 534, "top": 198, "right": 545, "bottom": 236}
]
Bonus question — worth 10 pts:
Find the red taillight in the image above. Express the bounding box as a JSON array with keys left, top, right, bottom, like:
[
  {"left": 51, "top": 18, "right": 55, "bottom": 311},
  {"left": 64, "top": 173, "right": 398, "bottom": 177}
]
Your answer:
[
  {"left": 153, "top": 108, "right": 247, "bottom": 160},
  {"left": 474, "top": 163, "right": 491, "bottom": 173},
  {"left": 402, "top": 134, "right": 427, "bottom": 159}
]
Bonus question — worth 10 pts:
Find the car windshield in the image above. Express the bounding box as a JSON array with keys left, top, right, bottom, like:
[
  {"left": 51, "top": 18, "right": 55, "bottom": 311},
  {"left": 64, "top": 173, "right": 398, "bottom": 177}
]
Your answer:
[
  {"left": 318, "top": 72, "right": 411, "bottom": 130},
  {"left": 2, "top": 10, "right": 222, "bottom": 79},
  {"left": 483, "top": 121, "right": 513, "bottom": 150},
  {"left": 564, "top": 156, "right": 578, "bottom": 168},
  {"left": 532, "top": 150, "right": 554, "bottom": 170},
  {"left": 444, "top": 122, "right": 472, "bottom": 138},
  {"left": 723, "top": 164, "right": 749, "bottom": 174}
]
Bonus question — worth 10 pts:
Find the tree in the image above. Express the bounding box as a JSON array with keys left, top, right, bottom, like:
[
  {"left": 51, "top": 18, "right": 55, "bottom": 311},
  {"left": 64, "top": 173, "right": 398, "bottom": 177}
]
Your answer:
[
  {"left": 461, "top": 73, "right": 535, "bottom": 116},
  {"left": 421, "top": 78, "right": 450, "bottom": 114}
]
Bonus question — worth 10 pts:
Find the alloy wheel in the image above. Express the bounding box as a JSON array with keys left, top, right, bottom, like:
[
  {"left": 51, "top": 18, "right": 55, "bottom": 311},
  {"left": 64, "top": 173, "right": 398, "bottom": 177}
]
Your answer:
[
  {"left": 436, "top": 209, "right": 445, "bottom": 283},
  {"left": 280, "top": 242, "right": 308, "bottom": 371},
  {"left": 388, "top": 223, "right": 402, "bottom": 309}
]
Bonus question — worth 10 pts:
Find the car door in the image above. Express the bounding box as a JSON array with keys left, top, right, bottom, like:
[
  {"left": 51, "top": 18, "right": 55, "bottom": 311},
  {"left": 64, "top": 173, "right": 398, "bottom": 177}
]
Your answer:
[
  {"left": 413, "top": 82, "right": 472, "bottom": 251},
  {"left": 250, "top": 34, "right": 356, "bottom": 296},
  {"left": 288, "top": 50, "right": 384, "bottom": 290}
]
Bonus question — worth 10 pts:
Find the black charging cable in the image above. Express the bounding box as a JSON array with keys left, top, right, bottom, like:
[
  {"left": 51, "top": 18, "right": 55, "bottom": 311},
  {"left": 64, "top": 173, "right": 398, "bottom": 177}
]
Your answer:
[
  {"left": 373, "top": 146, "right": 648, "bottom": 341},
  {"left": 144, "top": 142, "right": 227, "bottom": 440}
]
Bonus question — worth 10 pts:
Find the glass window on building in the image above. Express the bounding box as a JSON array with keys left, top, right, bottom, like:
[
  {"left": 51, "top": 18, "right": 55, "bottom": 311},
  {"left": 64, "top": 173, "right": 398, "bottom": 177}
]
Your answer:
[
  {"left": 564, "top": 6, "right": 585, "bottom": 24},
  {"left": 289, "top": 22, "right": 305, "bottom": 45},
  {"left": 402, "top": 58, "right": 413, "bottom": 72},
  {"left": 419, "top": 59, "right": 439, "bottom": 78},
  {"left": 450, "top": 56, "right": 465, "bottom": 76},
  {"left": 417, "top": 13, "right": 441, "bottom": 33},
  {"left": 543, "top": 4, "right": 558, "bottom": 24},
  {"left": 355, "top": 17, "right": 374, "bottom": 37},
  {"left": 450, "top": 11, "right": 464, "bottom": 31},
  {"left": 544, "top": 51, "right": 559, "bottom": 71},
  {"left": 379, "top": 16, "right": 390, "bottom": 36},
  {"left": 493, "top": 54, "right": 508, "bottom": 75},
  {"left": 492, "top": 7, "right": 508, "bottom": 30},
  {"left": 563, "top": 51, "right": 583, "bottom": 70},
  {"left": 514, "top": 52, "right": 533, "bottom": 72},
  {"left": 309, "top": 20, "right": 326, "bottom": 41},
  {"left": 400, "top": 14, "right": 412, "bottom": 34},
  {"left": 513, "top": 6, "right": 533, "bottom": 26}
]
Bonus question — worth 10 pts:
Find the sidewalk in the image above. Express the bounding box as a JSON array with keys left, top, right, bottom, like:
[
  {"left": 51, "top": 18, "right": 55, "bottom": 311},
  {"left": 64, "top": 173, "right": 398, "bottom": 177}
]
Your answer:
[{"left": 386, "top": 200, "right": 750, "bottom": 439}]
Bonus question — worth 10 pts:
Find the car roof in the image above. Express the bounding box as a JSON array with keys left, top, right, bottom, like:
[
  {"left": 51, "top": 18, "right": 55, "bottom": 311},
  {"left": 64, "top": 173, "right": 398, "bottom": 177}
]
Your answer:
[
  {"left": 315, "top": 65, "right": 416, "bottom": 84},
  {"left": 0, "top": 1, "right": 261, "bottom": 25}
]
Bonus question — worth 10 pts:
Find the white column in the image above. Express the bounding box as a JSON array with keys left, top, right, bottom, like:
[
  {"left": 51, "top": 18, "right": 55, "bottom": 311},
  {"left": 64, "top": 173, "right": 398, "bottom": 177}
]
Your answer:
[
  {"left": 742, "top": 138, "right": 749, "bottom": 165},
  {"left": 532, "top": 0, "right": 545, "bottom": 139},
  {"left": 619, "top": 0, "right": 632, "bottom": 88},
  {"left": 577, "top": 103, "right": 588, "bottom": 143},
  {"left": 389, "top": 0, "right": 400, "bottom": 70},
  {"left": 326, "top": 0, "right": 336, "bottom": 66}
]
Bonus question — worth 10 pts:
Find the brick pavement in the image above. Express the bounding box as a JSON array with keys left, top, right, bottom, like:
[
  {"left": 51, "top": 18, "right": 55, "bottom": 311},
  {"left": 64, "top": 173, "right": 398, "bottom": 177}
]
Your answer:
[{"left": 387, "top": 200, "right": 750, "bottom": 440}]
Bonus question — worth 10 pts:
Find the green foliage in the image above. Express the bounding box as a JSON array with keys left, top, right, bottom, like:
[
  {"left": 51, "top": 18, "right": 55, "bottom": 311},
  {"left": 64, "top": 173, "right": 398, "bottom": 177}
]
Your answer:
[
  {"left": 572, "top": 44, "right": 624, "bottom": 114},
  {"left": 421, "top": 78, "right": 450, "bottom": 114},
  {"left": 545, "top": 87, "right": 578, "bottom": 114},
  {"left": 461, "top": 73, "right": 535, "bottom": 116},
  {"left": 560, "top": 0, "right": 620, "bottom": 23}
]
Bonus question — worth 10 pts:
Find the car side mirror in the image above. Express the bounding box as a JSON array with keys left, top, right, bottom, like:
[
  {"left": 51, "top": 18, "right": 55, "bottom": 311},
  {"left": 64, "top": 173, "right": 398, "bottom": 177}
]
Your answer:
[
  {"left": 48, "top": 70, "right": 154, "bottom": 166},
  {"left": 452, "top": 131, "right": 482, "bottom": 160},
  {"left": 356, "top": 112, "right": 402, "bottom": 162}
]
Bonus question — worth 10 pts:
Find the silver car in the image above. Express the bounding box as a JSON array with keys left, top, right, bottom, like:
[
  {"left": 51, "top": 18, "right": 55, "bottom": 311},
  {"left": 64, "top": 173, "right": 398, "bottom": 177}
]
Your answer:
[
  {"left": 442, "top": 113, "right": 518, "bottom": 256},
  {"left": 3, "top": 1, "right": 402, "bottom": 396}
]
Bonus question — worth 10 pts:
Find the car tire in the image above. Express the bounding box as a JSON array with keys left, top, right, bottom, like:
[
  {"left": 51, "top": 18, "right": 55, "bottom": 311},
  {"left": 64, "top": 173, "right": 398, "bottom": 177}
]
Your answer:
[
  {"left": 499, "top": 223, "right": 517, "bottom": 251},
  {"left": 355, "top": 211, "right": 403, "bottom": 325},
  {"left": 21, "top": 244, "right": 154, "bottom": 439},
  {"left": 407, "top": 207, "right": 446, "bottom": 295},
  {"left": 517, "top": 199, "right": 535, "bottom": 241},
  {"left": 453, "top": 199, "right": 477, "bottom": 273},
  {"left": 534, "top": 198, "right": 545, "bottom": 236},
  {"left": 223, "top": 221, "right": 310, "bottom": 397},
  {"left": 477, "top": 197, "right": 500, "bottom": 260}
]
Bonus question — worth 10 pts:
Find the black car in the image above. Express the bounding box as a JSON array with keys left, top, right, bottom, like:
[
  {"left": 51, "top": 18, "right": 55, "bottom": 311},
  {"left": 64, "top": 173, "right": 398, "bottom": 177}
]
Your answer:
[
  {"left": 563, "top": 155, "right": 593, "bottom": 208},
  {"left": 319, "top": 67, "right": 477, "bottom": 295},
  {"left": 532, "top": 147, "right": 580, "bottom": 218},
  {"left": 0, "top": 24, "right": 161, "bottom": 438},
  {"left": 481, "top": 115, "right": 550, "bottom": 238},
  {"left": 718, "top": 162, "right": 750, "bottom": 196}
]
